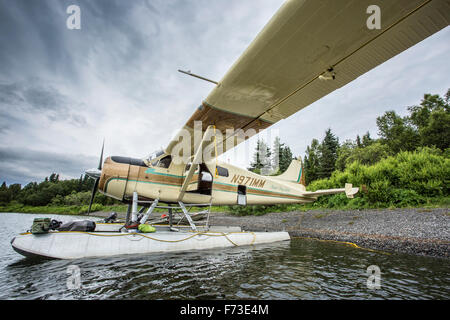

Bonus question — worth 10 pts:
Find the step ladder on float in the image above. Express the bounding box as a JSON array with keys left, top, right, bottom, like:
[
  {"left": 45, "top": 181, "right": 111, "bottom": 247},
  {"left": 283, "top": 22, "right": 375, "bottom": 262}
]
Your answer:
[{"left": 121, "top": 192, "right": 215, "bottom": 233}]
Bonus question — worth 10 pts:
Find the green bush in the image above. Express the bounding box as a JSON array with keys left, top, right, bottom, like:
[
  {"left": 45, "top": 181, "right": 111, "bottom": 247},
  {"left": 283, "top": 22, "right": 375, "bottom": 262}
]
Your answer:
[{"left": 308, "top": 148, "right": 449, "bottom": 208}]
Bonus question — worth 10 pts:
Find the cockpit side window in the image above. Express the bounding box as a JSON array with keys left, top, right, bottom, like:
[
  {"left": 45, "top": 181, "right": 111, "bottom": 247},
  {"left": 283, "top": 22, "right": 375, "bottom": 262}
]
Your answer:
[{"left": 156, "top": 155, "right": 172, "bottom": 168}]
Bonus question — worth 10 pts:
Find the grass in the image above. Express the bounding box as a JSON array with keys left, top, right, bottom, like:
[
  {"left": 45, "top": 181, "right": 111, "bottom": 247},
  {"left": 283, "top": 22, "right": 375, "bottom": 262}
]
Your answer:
[
  {"left": 1, "top": 196, "right": 448, "bottom": 217},
  {"left": 1, "top": 192, "right": 448, "bottom": 217},
  {"left": 0, "top": 203, "right": 245, "bottom": 216}
]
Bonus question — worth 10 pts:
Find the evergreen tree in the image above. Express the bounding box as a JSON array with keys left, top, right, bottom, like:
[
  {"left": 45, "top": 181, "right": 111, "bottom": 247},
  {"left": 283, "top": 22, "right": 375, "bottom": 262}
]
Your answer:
[
  {"left": 303, "top": 138, "right": 320, "bottom": 184},
  {"left": 317, "top": 128, "right": 339, "bottom": 179},
  {"left": 280, "top": 145, "right": 293, "bottom": 172},
  {"left": 356, "top": 135, "right": 362, "bottom": 148},
  {"left": 249, "top": 138, "right": 271, "bottom": 174},
  {"left": 272, "top": 137, "right": 293, "bottom": 173},
  {"left": 0, "top": 181, "right": 10, "bottom": 205},
  {"left": 272, "top": 136, "right": 282, "bottom": 173},
  {"left": 361, "top": 132, "right": 373, "bottom": 147}
]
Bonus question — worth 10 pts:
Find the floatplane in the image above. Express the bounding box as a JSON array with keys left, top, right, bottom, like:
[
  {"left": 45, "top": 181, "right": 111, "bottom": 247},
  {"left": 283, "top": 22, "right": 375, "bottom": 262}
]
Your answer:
[{"left": 11, "top": 0, "right": 449, "bottom": 259}]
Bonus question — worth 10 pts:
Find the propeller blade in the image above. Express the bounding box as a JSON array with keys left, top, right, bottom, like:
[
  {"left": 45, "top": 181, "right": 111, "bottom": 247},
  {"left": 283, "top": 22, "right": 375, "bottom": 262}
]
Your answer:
[
  {"left": 98, "top": 139, "right": 105, "bottom": 170},
  {"left": 87, "top": 178, "right": 100, "bottom": 214}
]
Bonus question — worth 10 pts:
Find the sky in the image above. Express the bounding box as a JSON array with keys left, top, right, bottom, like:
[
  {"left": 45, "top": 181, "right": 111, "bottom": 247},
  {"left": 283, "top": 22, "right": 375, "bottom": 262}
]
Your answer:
[{"left": 0, "top": 0, "right": 449, "bottom": 186}]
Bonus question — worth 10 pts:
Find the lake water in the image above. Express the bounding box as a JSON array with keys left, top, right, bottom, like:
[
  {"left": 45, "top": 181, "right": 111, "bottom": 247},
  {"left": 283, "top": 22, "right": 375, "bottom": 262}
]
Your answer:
[{"left": 0, "top": 213, "right": 449, "bottom": 300}]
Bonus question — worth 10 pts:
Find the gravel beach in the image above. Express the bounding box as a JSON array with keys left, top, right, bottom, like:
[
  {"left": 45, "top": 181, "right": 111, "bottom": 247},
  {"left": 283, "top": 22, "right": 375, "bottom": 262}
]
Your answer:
[
  {"left": 94, "top": 207, "right": 449, "bottom": 258},
  {"left": 209, "top": 208, "right": 450, "bottom": 258}
]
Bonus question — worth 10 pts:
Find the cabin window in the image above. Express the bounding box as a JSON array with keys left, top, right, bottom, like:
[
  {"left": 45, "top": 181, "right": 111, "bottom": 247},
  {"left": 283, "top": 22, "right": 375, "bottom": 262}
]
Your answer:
[
  {"left": 216, "top": 166, "right": 229, "bottom": 177},
  {"left": 201, "top": 171, "right": 213, "bottom": 182}
]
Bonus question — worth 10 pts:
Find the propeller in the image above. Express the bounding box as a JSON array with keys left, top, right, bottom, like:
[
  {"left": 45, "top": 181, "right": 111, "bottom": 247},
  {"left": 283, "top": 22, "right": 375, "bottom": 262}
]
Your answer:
[{"left": 85, "top": 140, "right": 104, "bottom": 214}]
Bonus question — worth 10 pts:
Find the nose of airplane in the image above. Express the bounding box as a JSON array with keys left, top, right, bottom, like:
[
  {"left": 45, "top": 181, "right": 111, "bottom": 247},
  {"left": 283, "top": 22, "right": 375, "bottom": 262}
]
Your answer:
[{"left": 85, "top": 167, "right": 102, "bottom": 179}]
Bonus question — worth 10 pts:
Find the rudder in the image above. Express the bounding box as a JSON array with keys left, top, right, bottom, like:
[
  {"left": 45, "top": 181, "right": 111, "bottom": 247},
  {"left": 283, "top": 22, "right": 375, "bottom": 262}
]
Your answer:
[{"left": 273, "top": 158, "right": 305, "bottom": 185}]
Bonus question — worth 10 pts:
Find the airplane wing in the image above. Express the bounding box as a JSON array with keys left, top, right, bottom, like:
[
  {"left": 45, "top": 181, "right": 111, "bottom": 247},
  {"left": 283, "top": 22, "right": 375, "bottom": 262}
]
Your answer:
[{"left": 164, "top": 0, "right": 450, "bottom": 164}]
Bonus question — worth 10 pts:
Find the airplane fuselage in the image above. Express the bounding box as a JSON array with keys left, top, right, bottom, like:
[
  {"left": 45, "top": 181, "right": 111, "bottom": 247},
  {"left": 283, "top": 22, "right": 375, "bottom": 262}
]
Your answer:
[{"left": 98, "top": 156, "right": 315, "bottom": 206}]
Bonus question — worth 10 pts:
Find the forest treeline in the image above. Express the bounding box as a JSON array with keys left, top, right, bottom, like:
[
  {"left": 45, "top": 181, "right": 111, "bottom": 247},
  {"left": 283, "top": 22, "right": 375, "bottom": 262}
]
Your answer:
[
  {"left": 0, "top": 172, "right": 119, "bottom": 210},
  {"left": 0, "top": 89, "right": 449, "bottom": 213}
]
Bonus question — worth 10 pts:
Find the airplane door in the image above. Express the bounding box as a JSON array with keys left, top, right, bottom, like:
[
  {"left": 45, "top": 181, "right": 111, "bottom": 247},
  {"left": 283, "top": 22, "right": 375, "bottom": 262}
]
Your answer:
[{"left": 237, "top": 185, "right": 247, "bottom": 205}]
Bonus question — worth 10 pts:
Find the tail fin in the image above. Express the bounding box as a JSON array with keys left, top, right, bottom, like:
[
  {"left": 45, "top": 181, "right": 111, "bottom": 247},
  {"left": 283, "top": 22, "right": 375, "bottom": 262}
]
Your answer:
[{"left": 273, "top": 157, "right": 305, "bottom": 185}]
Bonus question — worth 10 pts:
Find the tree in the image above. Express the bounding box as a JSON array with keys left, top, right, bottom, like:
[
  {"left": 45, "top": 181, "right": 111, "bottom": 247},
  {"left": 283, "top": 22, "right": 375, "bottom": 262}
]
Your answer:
[
  {"left": 317, "top": 128, "right": 339, "bottom": 179},
  {"left": 0, "top": 181, "right": 11, "bottom": 205},
  {"left": 356, "top": 135, "right": 362, "bottom": 148},
  {"left": 408, "top": 90, "right": 450, "bottom": 150},
  {"left": 420, "top": 110, "right": 450, "bottom": 150},
  {"left": 8, "top": 184, "right": 21, "bottom": 201},
  {"left": 303, "top": 138, "right": 320, "bottom": 184},
  {"left": 280, "top": 144, "right": 293, "bottom": 172},
  {"left": 408, "top": 92, "right": 448, "bottom": 129},
  {"left": 272, "top": 137, "right": 293, "bottom": 174},
  {"left": 336, "top": 140, "right": 355, "bottom": 172},
  {"left": 272, "top": 136, "right": 282, "bottom": 173},
  {"left": 249, "top": 138, "right": 271, "bottom": 174},
  {"left": 346, "top": 141, "right": 391, "bottom": 167},
  {"left": 361, "top": 132, "right": 374, "bottom": 147},
  {"left": 376, "top": 110, "right": 419, "bottom": 153}
]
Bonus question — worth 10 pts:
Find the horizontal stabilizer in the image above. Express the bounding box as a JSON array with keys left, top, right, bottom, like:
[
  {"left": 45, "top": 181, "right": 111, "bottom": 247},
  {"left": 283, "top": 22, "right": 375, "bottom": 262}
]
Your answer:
[{"left": 303, "top": 183, "right": 359, "bottom": 199}]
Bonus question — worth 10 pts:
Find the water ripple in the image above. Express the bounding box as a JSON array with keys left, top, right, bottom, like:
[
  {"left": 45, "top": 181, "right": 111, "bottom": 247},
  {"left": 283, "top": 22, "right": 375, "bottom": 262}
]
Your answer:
[{"left": 1, "top": 213, "right": 449, "bottom": 299}]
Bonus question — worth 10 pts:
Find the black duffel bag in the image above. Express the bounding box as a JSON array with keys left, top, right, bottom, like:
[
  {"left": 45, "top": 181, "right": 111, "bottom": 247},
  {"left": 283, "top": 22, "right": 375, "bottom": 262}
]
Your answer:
[{"left": 57, "top": 220, "right": 96, "bottom": 232}]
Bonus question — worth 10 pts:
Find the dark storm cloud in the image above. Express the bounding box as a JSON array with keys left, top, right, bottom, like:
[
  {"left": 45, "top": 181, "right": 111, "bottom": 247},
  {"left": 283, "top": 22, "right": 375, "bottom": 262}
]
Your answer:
[
  {"left": 0, "top": 0, "right": 160, "bottom": 80},
  {"left": 0, "top": 80, "right": 87, "bottom": 127},
  {"left": 0, "top": 0, "right": 166, "bottom": 184},
  {"left": 0, "top": 146, "right": 97, "bottom": 185}
]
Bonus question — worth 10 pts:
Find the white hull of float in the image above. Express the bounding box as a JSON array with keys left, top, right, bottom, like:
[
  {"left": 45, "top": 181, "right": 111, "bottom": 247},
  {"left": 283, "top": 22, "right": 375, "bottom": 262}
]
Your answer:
[{"left": 11, "top": 228, "right": 290, "bottom": 260}]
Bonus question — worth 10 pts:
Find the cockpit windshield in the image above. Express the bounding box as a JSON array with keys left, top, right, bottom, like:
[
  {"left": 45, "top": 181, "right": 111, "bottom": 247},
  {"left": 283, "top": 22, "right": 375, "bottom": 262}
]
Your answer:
[
  {"left": 145, "top": 149, "right": 168, "bottom": 167},
  {"left": 147, "top": 149, "right": 165, "bottom": 162}
]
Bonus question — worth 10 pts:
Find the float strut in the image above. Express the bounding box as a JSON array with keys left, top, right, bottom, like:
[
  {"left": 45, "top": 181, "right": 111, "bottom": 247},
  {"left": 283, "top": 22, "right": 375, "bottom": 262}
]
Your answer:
[
  {"left": 139, "top": 199, "right": 159, "bottom": 224},
  {"left": 178, "top": 201, "right": 197, "bottom": 231},
  {"left": 125, "top": 202, "right": 132, "bottom": 225},
  {"left": 131, "top": 192, "right": 139, "bottom": 223}
]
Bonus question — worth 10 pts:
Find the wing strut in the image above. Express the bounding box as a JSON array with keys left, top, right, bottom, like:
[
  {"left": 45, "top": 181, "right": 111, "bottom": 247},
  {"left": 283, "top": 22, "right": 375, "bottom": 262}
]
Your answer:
[{"left": 178, "top": 125, "right": 216, "bottom": 202}]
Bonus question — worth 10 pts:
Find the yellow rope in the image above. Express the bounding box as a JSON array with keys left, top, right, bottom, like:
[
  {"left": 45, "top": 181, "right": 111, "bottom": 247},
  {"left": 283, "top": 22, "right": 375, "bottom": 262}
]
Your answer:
[{"left": 292, "top": 236, "right": 391, "bottom": 255}]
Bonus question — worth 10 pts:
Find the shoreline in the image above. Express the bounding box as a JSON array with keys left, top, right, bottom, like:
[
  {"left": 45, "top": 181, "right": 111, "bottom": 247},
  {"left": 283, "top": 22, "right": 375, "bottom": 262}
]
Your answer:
[
  {"left": 207, "top": 208, "right": 450, "bottom": 259},
  {"left": 4, "top": 207, "right": 449, "bottom": 258}
]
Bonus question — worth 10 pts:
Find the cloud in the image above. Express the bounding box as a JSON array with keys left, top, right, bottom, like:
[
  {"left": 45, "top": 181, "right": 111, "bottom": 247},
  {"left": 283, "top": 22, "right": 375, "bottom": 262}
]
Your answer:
[
  {"left": 0, "top": 79, "right": 88, "bottom": 127},
  {"left": 0, "top": 146, "right": 97, "bottom": 185},
  {"left": 0, "top": 0, "right": 448, "bottom": 183}
]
